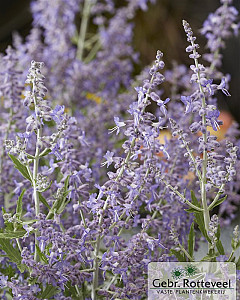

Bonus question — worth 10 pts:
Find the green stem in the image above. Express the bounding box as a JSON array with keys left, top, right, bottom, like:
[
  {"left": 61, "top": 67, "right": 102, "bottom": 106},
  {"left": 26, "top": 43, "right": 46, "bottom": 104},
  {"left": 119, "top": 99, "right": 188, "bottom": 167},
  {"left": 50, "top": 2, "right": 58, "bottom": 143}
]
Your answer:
[
  {"left": 208, "top": 185, "right": 225, "bottom": 211},
  {"left": 208, "top": 163, "right": 232, "bottom": 211},
  {"left": 16, "top": 238, "right": 22, "bottom": 253},
  {"left": 178, "top": 243, "right": 194, "bottom": 262},
  {"left": 32, "top": 82, "right": 42, "bottom": 262},
  {"left": 77, "top": 0, "right": 93, "bottom": 60},
  {"left": 227, "top": 250, "right": 234, "bottom": 262},
  {"left": 162, "top": 180, "right": 203, "bottom": 212},
  {"left": 84, "top": 40, "right": 101, "bottom": 63}
]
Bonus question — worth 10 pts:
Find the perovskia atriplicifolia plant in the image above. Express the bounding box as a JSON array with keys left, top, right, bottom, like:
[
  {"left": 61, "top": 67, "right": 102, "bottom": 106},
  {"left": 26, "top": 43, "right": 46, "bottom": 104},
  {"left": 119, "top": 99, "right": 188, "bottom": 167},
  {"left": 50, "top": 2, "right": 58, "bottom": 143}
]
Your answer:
[{"left": 0, "top": 0, "right": 239, "bottom": 299}]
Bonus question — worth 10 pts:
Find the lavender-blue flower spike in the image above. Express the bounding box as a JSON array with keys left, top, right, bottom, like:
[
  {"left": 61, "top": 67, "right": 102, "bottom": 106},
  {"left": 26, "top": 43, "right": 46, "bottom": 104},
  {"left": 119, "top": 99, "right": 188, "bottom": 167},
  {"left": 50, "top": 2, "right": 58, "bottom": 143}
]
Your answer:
[
  {"left": 25, "top": 60, "right": 48, "bottom": 261},
  {"left": 182, "top": 20, "right": 211, "bottom": 248}
]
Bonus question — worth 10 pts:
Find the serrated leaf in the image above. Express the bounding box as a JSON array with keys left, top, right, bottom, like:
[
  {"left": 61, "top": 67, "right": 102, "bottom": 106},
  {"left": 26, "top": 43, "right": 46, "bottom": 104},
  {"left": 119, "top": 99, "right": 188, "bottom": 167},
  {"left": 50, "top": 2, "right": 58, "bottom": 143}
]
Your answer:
[
  {"left": 39, "top": 284, "right": 59, "bottom": 299},
  {"left": 38, "top": 192, "right": 51, "bottom": 209},
  {"left": 35, "top": 245, "right": 48, "bottom": 264},
  {"left": 188, "top": 223, "right": 195, "bottom": 258},
  {"left": 0, "top": 230, "right": 26, "bottom": 239},
  {"left": 8, "top": 154, "right": 32, "bottom": 182},
  {"left": 210, "top": 195, "right": 227, "bottom": 210},
  {"left": 16, "top": 189, "right": 26, "bottom": 218},
  {"left": 0, "top": 239, "right": 25, "bottom": 272},
  {"left": 170, "top": 249, "right": 186, "bottom": 262}
]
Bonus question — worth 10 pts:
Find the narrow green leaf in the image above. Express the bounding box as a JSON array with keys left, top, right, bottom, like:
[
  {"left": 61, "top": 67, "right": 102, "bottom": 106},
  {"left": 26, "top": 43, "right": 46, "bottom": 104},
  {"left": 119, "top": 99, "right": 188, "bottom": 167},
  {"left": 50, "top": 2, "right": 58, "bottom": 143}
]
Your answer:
[
  {"left": 194, "top": 212, "right": 211, "bottom": 243},
  {"left": 188, "top": 223, "right": 195, "bottom": 258},
  {"left": 236, "top": 256, "right": 240, "bottom": 270},
  {"left": 201, "top": 254, "right": 217, "bottom": 261},
  {"left": 236, "top": 241, "right": 240, "bottom": 250},
  {"left": 64, "top": 175, "right": 70, "bottom": 190},
  {"left": 35, "top": 245, "right": 48, "bottom": 264},
  {"left": 39, "top": 284, "right": 59, "bottom": 299},
  {"left": 216, "top": 224, "right": 221, "bottom": 240},
  {"left": 185, "top": 207, "right": 202, "bottom": 213},
  {"left": 38, "top": 192, "right": 51, "bottom": 209},
  {"left": 55, "top": 176, "right": 70, "bottom": 213},
  {"left": 190, "top": 190, "right": 200, "bottom": 207},
  {"left": 170, "top": 249, "right": 186, "bottom": 262},
  {"left": 22, "top": 219, "right": 38, "bottom": 225},
  {"left": 16, "top": 189, "right": 26, "bottom": 218},
  {"left": 216, "top": 240, "right": 225, "bottom": 255},
  {"left": 0, "top": 230, "right": 26, "bottom": 239},
  {"left": 8, "top": 154, "right": 32, "bottom": 182},
  {"left": 0, "top": 239, "right": 25, "bottom": 272},
  {"left": 210, "top": 195, "right": 227, "bottom": 210},
  {"left": 39, "top": 148, "right": 52, "bottom": 158}
]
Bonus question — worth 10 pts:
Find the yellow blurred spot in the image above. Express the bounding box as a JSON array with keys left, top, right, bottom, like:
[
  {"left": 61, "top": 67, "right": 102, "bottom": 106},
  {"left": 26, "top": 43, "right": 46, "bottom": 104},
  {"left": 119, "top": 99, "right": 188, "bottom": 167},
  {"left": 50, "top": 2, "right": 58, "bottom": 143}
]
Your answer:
[
  {"left": 86, "top": 92, "right": 102, "bottom": 104},
  {"left": 156, "top": 130, "right": 172, "bottom": 144}
]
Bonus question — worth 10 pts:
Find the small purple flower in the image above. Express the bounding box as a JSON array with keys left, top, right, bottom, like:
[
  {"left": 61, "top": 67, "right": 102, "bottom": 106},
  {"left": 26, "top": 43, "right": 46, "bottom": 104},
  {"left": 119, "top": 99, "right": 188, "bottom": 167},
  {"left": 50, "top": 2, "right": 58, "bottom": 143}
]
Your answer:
[
  {"left": 150, "top": 92, "right": 160, "bottom": 102},
  {"left": 128, "top": 102, "right": 141, "bottom": 127},
  {"left": 51, "top": 105, "right": 65, "bottom": 124},
  {"left": 109, "top": 116, "right": 126, "bottom": 135},
  {"left": 217, "top": 77, "right": 231, "bottom": 96},
  {"left": 206, "top": 109, "right": 220, "bottom": 131},
  {"left": 180, "top": 96, "right": 193, "bottom": 113},
  {"left": 135, "top": 86, "right": 145, "bottom": 105},
  {"left": 101, "top": 151, "right": 114, "bottom": 168},
  {"left": 50, "top": 142, "right": 63, "bottom": 160},
  {"left": 23, "top": 224, "right": 34, "bottom": 237},
  {"left": 0, "top": 275, "right": 8, "bottom": 288},
  {"left": 13, "top": 180, "right": 24, "bottom": 196},
  {"left": 200, "top": 78, "right": 214, "bottom": 96},
  {"left": 157, "top": 98, "right": 170, "bottom": 116}
]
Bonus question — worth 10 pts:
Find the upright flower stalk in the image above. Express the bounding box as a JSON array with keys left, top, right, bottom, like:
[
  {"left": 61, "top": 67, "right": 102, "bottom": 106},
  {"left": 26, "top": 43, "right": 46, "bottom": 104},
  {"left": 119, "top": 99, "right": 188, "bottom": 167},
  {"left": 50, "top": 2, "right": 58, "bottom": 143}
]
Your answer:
[
  {"left": 183, "top": 20, "right": 212, "bottom": 246},
  {"left": 91, "top": 50, "right": 166, "bottom": 299},
  {"left": 25, "top": 61, "right": 49, "bottom": 260}
]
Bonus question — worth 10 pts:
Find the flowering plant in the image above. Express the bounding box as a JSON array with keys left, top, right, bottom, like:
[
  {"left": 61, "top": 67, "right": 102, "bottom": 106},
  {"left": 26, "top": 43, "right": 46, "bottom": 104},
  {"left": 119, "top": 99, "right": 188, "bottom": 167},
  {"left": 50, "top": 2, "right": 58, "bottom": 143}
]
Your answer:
[{"left": 0, "top": 0, "right": 239, "bottom": 299}]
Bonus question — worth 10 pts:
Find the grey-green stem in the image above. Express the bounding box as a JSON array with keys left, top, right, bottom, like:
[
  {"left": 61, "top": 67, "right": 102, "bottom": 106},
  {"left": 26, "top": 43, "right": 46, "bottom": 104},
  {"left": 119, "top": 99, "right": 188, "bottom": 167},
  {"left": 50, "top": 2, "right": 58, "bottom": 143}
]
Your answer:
[
  {"left": 32, "top": 83, "right": 42, "bottom": 261},
  {"left": 191, "top": 41, "right": 211, "bottom": 249}
]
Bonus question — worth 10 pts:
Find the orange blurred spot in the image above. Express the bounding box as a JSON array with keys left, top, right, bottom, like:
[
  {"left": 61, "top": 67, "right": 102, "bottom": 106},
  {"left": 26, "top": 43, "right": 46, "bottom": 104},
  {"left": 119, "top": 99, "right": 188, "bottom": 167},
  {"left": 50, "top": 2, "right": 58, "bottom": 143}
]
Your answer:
[{"left": 198, "top": 111, "right": 233, "bottom": 140}]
